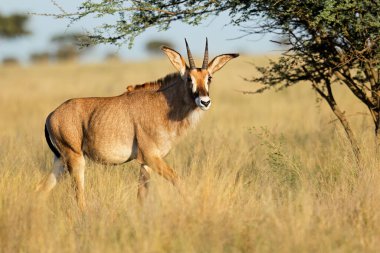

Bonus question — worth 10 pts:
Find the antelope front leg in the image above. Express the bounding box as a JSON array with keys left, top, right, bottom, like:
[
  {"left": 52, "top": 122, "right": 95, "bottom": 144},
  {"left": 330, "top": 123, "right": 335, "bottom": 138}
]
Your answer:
[
  {"left": 142, "top": 155, "right": 183, "bottom": 194},
  {"left": 137, "top": 164, "right": 151, "bottom": 204},
  {"left": 146, "top": 156, "right": 179, "bottom": 185}
]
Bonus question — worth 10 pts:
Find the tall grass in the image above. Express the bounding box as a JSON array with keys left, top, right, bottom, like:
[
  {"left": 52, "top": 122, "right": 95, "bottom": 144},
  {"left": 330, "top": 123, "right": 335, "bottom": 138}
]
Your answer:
[{"left": 0, "top": 57, "right": 379, "bottom": 252}]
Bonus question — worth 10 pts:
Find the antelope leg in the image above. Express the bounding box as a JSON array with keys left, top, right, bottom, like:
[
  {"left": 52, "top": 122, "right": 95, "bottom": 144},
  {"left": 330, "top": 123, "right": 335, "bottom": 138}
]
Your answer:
[
  {"left": 36, "top": 156, "right": 65, "bottom": 193},
  {"left": 67, "top": 153, "right": 86, "bottom": 212},
  {"left": 137, "top": 164, "right": 151, "bottom": 204}
]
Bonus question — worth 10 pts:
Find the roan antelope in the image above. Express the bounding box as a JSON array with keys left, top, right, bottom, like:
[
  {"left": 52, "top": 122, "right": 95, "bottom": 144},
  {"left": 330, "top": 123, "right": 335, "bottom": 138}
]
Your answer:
[{"left": 36, "top": 39, "right": 239, "bottom": 210}]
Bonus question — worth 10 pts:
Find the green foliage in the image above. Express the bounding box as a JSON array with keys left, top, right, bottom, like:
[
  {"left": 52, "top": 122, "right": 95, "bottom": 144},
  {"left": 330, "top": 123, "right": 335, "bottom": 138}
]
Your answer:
[
  {"left": 249, "top": 0, "right": 380, "bottom": 93},
  {"left": 51, "top": 32, "right": 93, "bottom": 48},
  {"left": 0, "top": 13, "right": 29, "bottom": 38},
  {"left": 50, "top": 0, "right": 227, "bottom": 47}
]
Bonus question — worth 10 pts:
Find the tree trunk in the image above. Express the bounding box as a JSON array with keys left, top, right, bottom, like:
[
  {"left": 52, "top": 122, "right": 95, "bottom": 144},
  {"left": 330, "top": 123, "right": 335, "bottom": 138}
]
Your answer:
[
  {"left": 328, "top": 102, "right": 362, "bottom": 167},
  {"left": 375, "top": 116, "right": 380, "bottom": 168},
  {"left": 369, "top": 103, "right": 380, "bottom": 168},
  {"left": 377, "top": 129, "right": 380, "bottom": 151},
  {"left": 313, "top": 80, "right": 362, "bottom": 167}
]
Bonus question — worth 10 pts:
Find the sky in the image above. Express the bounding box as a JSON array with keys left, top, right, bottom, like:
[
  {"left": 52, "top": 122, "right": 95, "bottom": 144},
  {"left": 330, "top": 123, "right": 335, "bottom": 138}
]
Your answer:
[{"left": 0, "top": 0, "right": 278, "bottom": 63}]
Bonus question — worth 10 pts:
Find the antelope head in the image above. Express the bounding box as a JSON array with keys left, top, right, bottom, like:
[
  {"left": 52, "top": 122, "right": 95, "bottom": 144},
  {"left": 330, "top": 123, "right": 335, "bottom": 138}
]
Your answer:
[{"left": 162, "top": 39, "right": 239, "bottom": 111}]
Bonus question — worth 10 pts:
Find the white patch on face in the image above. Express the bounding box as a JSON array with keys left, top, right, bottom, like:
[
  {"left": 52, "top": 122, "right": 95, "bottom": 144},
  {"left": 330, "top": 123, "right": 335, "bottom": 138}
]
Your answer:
[
  {"left": 204, "top": 76, "right": 209, "bottom": 92},
  {"left": 190, "top": 75, "right": 197, "bottom": 93},
  {"left": 195, "top": 96, "right": 211, "bottom": 111}
]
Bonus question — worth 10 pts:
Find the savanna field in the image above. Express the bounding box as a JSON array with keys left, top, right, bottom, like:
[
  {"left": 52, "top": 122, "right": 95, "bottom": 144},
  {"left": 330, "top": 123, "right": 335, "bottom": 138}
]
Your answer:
[{"left": 0, "top": 56, "right": 379, "bottom": 252}]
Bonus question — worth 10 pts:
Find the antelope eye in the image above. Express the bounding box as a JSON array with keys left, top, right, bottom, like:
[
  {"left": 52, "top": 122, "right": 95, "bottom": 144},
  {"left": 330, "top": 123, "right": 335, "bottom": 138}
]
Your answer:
[
  {"left": 208, "top": 76, "right": 212, "bottom": 82},
  {"left": 187, "top": 76, "right": 192, "bottom": 82}
]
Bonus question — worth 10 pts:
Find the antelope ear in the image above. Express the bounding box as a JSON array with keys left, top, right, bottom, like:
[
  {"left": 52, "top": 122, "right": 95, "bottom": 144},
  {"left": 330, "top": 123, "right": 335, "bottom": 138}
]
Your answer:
[
  {"left": 207, "top": 53, "right": 239, "bottom": 74},
  {"left": 161, "top": 46, "right": 187, "bottom": 76}
]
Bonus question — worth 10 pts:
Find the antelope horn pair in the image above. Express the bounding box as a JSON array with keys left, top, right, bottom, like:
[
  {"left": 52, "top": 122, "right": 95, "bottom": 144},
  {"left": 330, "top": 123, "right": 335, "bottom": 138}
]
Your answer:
[{"left": 185, "top": 38, "right": 208, "bottom": 69}]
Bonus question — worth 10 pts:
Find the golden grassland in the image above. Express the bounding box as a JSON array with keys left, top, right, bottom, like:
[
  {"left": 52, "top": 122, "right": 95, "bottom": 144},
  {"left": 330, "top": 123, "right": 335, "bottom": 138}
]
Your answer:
[{"left": 0, "top": 56, "right": 379, "bottom": 252}]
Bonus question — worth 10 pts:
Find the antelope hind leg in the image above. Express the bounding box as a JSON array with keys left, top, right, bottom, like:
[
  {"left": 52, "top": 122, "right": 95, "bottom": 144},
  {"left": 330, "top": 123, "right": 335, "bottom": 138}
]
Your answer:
[
  {"left": 66, "top": 153, "right": 87, "bottom": 212},
  {"left": 35, "top": 156, "right": 65, "bottom": 193},
  {"left": 137, "top": 164, "right": 151, "bottom": 204}
]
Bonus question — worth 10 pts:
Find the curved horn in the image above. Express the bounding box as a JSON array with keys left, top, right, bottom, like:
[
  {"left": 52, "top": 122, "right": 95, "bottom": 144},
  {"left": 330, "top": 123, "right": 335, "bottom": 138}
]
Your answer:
[
  {"left": 185, "top": 38, "right": 196, "bottom": 69},
  {"left": 202, "top": 38, "right": 209, "bottom": 69}
]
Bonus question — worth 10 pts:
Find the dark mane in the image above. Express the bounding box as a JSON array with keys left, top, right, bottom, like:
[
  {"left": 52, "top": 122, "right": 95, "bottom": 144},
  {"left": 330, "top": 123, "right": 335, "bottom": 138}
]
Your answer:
[{"left": 125, "top": 72, "right": 181, "bottom": 93}]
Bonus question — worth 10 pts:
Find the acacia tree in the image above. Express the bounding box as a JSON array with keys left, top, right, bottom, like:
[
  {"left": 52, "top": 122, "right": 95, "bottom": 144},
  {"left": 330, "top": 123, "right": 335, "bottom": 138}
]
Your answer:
[
  {"left": 0, "top": 13, "right": 29, "bottom": 38},
  {"left": 0, "top": 13, "right": 30, "bottom": 64},
  {"left": 48, "top": 0, "right": 379, "bottom": 163}
]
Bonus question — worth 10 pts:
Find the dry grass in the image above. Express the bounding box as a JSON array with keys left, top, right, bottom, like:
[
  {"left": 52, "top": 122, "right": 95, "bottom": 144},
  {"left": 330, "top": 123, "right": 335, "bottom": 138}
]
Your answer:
[{"left": 0, "top": 56, "right": 379, "bottom": 253}]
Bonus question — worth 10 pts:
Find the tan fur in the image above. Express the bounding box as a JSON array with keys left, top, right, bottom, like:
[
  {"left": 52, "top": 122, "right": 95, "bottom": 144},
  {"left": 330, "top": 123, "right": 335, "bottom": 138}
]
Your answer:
[
  {"left": 37, "top": 43, "right": 238, "bottom": 211},
  {"left": 190, "top": 69, "right": 210, "bottom": 96},
  {"left": 126, "top": 73, "right": 179, "bottom": 93}
]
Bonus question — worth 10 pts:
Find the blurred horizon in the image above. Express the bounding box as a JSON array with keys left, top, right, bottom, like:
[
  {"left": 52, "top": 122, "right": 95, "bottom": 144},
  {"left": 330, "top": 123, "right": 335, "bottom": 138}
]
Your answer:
[{"left": 0, "top": 0, "right": 279, "bottom": 65}]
